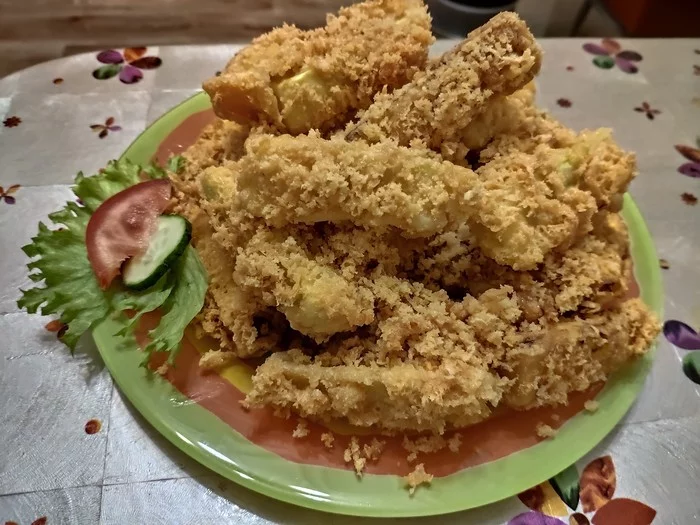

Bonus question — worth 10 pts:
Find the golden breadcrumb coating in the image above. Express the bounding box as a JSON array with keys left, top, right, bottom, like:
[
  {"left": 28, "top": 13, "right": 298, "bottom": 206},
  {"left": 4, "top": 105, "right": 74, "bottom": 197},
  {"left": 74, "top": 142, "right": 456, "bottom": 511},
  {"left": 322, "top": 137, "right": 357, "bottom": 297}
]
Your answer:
[
  {"left": 234, "top": 229, "right": 375, "bottom": 341},
  {"left": 205, "top": 132, "right": 619, "bottom": 270},
  {"left": 499, "top": 298, "right": 659, "bottom": 409},
  {"left": 412, "top": 211, "right": 632, "bottom": 320},
  {"left": 344, "top": 436, "right": 366, "bottom": 476},
  {"left": 448, "top": 433, "right": 462, "bottom": 453},
  {"left": 203, "top": 0, "right": 433, "bottom": 134},
  {"left": 363, "top": 438, "right": 386, "bottom": 461},
  {"left": 193, "top": 189, "right": 636, "bottom": 361},
  {"left": 245, "top": 276, "right": 511, "bottom": 434},
  {"left": 347, "top": 12, "right": 541, "bottom": 162},
  {"left": 224, "top": 132, "right": 477, "bottom": 236},
  {"left": 170, "top": 119, "right": 251, "bottom": 351},
  {"left": 480, "top": 105, "right": 576, "bottom": 161},
  {"left": 168, "top": 11, "right": 662, "bottom": 437},
  {"left": 478, "top": 107, "right": 636, "bottom": 212},
  {"left": 470, "top": 150, "right": 598, "bottom": 269},
  {"left": 530, "top": 129, "right": 636, "bottom": 212},
  {"left": 246, "top": 288, "right": 658, "bottom": 433},
  {"left": 173, "top": 119, "right": 250, "bottom": 191},
  {"left": 403, "top": 434, "right": 448, "bottom": 462},
  {"left": 459, "top": 83, "right": 536, "bottom": 155}
]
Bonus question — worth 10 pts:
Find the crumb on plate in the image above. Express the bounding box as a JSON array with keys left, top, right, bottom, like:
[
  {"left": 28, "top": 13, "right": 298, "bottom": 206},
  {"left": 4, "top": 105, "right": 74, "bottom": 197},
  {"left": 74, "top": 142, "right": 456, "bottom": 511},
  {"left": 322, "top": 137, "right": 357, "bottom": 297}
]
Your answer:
[
  {"left": 536, "top": 423, "right": 557, "bottom": 439},
  {"left": 344, "top": 436, "right": 367, "bottom": 476},
  {"left": 584, "top": 400, "right": 599, "bottom": 413},
  {"left": 404, "top": 463, "right": 433, "bottom": 495},
  {"left": 363, "top": 438, "right": 386, "bottom": 461},
  {"left": 292, "top": 420, "right": 309, "bottom": 438},
  {"left": 447, "top": 433, "right": 462, "bottom": 453},
  {"left": 402, "top": 434, "right": 448, "bottom": 462},
  {"left": 198, "top": 349, "right": 235, "bottom": 372},
  {"left": 321, "top": 432, "right": 335, "bottom": 449}
]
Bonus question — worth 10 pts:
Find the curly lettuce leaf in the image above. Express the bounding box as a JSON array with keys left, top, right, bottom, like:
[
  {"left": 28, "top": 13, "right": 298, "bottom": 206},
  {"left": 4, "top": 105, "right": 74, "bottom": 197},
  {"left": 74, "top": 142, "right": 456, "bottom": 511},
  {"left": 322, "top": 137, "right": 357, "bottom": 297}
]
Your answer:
[
  {"left": 74, "top": 160, "right": 143, "bottom": 212},
  {"left": 17, "top": 158, "right": 207, "bottom": 363},
  {"left": 19, "top": 203, "right": 110, "bottom": 348},
  {"left": 143, "top": 246, "right": 207, "bottom": 364},
  {"left": 166, "top": 155, "right": 185, "bottom": 175},
  {"left": 111, "top": 273, "right": 175, "bottom": 337}
]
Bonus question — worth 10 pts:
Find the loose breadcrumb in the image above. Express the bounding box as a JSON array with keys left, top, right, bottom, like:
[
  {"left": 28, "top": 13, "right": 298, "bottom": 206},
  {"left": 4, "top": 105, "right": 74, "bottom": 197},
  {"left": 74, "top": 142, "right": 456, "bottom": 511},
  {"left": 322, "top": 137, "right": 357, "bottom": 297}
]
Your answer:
[
  {"left": 536, "top": 423, "right": 558, "bottom": 439},
  {"left": 292, "top": 420, "right": 309, "bottom": 439},
  {"left": 321, "top": 432, "right": 335, "bottom": 449},
  {"left": 344, "top": 437, "right": 367, "bottom": 476},
  {"left": 447, "top": 433, "right": 462, "bottom": 453},
  {"left": 363, "top": 438, "right": 386, "bottom": 461},
  {"left": 155, "top": 363, "right": 169, "bottom": 376},
  {"left": 273, "top": 407, "right": 291, "bottom": 419},
  {"left": 198, "top": 350, "right": 235, "bottom": 372},
  {"left": 402, "top": 435, "right": 447, "bottom": 462},
  {"left": 404, "top": 463, "right": 433, "bottom": 495},
  {"left": 584, "top": 400, "right": 600, "bottom": 413}
]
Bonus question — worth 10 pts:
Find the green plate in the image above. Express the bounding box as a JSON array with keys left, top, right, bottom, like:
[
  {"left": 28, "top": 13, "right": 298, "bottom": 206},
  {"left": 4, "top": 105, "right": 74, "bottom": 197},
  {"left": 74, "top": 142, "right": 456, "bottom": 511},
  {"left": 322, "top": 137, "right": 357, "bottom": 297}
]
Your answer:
[{"left": 92, "top": 91, "right": 664, "bottom": 518}]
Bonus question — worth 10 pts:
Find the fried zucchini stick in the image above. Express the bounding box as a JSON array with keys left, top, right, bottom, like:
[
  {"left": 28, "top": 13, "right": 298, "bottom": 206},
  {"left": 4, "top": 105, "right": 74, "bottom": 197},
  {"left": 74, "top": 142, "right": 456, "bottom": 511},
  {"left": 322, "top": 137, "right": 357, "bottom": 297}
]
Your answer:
[
  {"left": 246, "top": 294, "right": 658, "bottom": 433},
  {"left": 473, "top": 95, "right": 636, "bottom": 213},
  {"left": 234, "top": 229, "right": 375, "bottom": 342},
  {"left": 460, "top": 83, "right": 535, "bottom": 154},
  {"left": 470, "top": 151, "right": 598, "bottom": 269},
  {"left": 203, "top": 0, "right": 433, "bottom": 134},
  {"left": 502, "top": 298, "right": 660, "bottom": 408},
  {"left": 346, "top": 12, "right": 542, "bottom": 161},
  {"left": 204, "top": 133, "right": 600, "bottom": 269},
  {"left": 224, "top": 133, "right": 480, "bottom": 237},
  {"left": 246, "top": 276, "right": 510, "bottom": 434}
]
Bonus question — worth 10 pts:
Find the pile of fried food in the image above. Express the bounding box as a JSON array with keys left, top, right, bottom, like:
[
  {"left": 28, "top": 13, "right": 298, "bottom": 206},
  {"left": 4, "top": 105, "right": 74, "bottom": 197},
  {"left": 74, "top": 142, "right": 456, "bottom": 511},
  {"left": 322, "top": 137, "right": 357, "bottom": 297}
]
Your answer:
[{"left": 171, "top": 0, "right": 660, "bottom": 436}]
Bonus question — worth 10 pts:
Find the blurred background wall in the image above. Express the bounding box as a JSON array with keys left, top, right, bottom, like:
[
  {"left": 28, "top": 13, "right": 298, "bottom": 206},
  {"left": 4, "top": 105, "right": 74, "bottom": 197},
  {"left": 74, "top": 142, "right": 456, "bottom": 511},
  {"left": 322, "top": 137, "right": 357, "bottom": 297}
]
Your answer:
[{"left": 0, "top": 0, "right": 697, "bottom": 77}]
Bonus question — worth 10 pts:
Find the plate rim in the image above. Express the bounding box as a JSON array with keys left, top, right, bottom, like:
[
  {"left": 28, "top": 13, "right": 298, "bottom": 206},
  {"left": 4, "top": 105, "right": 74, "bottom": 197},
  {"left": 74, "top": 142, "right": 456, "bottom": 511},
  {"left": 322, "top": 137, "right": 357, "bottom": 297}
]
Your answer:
[{"left": 93, "top": 91, "right": 664, "bottom": 518}]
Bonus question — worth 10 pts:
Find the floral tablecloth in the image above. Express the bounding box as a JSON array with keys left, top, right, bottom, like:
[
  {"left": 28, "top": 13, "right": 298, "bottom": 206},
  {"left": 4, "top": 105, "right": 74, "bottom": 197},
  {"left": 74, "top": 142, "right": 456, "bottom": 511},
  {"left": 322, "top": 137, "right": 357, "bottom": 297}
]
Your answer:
[{"left": 1, "top": 40, "right": 699, "bottom": 525}]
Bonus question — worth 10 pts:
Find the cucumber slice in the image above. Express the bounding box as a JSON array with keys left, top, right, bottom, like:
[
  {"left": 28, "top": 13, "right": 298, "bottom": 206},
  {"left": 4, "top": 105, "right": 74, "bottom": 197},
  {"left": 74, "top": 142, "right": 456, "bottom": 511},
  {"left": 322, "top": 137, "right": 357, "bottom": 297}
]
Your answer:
[{"left": 123, "top": 215, "right": 192, "bottom": 290}]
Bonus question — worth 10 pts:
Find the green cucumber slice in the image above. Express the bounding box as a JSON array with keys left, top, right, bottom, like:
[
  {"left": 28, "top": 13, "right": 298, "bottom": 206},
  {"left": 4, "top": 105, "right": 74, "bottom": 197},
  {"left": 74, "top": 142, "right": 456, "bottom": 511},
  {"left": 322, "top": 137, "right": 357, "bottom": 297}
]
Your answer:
[{"left": 123, "top": 215, "right": 192, "bottom": 291}]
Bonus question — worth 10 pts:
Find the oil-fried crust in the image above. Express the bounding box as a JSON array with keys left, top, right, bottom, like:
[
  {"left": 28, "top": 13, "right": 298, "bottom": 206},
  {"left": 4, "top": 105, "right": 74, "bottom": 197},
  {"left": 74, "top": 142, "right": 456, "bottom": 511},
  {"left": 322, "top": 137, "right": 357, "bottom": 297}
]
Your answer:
[
  {"left": 234, "top": 229, "right": 376, "bottom": 342},
  {"left": 168, "top": 9, "right": 661, "bottom": 435},
  {"left": 224, "top": 132, "right": 478, "bottom": 236},
  {"left": 459, "top": 83, "right": 536, "bottom": 155},
  {"left": 478, "top": 107, "right": 636, "bottom": 211},
  {"left": 203, "top": 0, "right": 433, "bottom": 134},
  {"left": 246, "top": 276, "right": 512, "bottom": 434},
  {"left": 346, "top": 12, "right": 542, "bottom": 162},
  {"left": 202, "top": 132, "right": 619, "bottom": 270},
  {"left": 245, "top": 279, "right": 659, "bottom": 433},
  {"left": 410, "top": 210, "right": 632, "bottom": 319},
  {"left": 501, "top": 298, "right": 659, "bottom": 409}
]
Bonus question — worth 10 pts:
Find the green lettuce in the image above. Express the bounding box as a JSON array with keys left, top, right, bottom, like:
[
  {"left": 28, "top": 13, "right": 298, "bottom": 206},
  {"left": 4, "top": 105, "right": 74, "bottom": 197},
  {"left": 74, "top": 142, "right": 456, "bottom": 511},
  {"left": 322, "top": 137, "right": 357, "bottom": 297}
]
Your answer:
[{"left": 17, "top": 157, "right": 207, "bottom": 365}]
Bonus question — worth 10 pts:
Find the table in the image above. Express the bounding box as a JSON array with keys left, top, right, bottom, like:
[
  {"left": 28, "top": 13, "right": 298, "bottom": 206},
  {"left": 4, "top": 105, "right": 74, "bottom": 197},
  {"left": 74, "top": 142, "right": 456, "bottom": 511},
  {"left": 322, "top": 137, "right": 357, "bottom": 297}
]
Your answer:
[{"left": 1, "top": 40, "right": 699, "bottom": 525}]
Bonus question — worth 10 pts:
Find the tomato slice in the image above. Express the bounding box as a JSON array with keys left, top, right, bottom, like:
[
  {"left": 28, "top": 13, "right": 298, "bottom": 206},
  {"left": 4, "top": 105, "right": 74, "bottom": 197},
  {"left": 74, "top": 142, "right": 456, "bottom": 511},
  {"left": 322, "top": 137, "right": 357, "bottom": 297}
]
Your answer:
[{"left": 86, "top": 179, "right": 172, "bottom": 289}]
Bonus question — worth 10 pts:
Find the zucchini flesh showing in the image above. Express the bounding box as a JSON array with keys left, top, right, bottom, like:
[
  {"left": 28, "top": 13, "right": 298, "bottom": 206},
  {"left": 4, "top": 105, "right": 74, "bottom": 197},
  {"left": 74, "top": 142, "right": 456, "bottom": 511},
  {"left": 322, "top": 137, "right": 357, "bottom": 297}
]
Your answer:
[{"left": 123, "top": 215, "right": 191, "bottom": 290}]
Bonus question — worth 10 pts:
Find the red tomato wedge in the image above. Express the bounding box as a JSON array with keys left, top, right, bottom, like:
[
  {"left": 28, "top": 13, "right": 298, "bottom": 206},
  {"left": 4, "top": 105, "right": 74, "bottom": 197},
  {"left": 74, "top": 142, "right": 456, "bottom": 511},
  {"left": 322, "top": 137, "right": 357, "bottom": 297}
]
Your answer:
[{"left": 86, "top": 179, "right": 172, "bottom": 289}]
